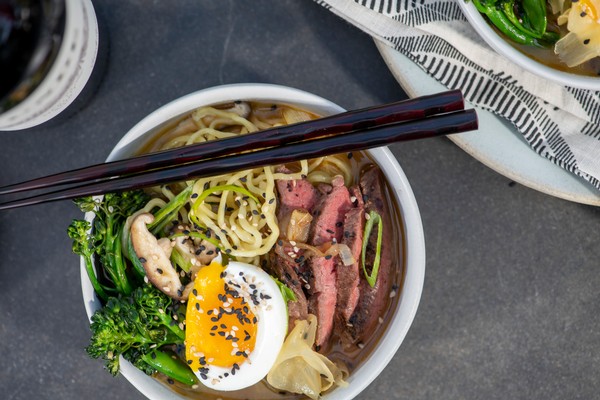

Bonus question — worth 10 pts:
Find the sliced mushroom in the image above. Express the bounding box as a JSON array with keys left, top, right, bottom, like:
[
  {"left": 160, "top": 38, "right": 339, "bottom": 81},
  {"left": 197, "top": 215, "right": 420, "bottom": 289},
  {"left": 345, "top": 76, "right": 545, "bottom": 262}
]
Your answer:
[
  {"left": 130, "top": 213, "right": 192, "bottom": 301},
  {"left": 157, "top": 237, "right": 173, "bottom": 258}
]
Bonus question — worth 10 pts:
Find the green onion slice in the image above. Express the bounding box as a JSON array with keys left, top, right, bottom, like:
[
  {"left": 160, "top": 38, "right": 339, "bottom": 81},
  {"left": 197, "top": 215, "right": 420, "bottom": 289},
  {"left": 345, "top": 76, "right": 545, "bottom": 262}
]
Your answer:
[
  {"left": 194, "top": 184, "right": 259, "bottom": 205},
  {"left": 361, "top": 210, "right": 383, "bottom": 287}
]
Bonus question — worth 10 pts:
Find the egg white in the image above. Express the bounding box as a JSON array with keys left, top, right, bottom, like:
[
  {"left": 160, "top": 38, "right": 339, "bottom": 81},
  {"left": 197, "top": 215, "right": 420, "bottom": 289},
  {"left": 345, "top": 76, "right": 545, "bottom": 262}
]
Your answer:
[{"left": 193, "top": 260, "right": 288, "bottom": 391}]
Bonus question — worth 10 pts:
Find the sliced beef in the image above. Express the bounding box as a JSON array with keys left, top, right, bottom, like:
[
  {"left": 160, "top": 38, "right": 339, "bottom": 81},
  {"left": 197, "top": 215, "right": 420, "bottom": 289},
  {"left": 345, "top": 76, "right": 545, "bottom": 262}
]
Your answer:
[
  {"left": 307, "top": 255, "right": 337, "bottom": 349},
  {"left": 276, "top": 169, "right": 319, "bottom": 217},
  {"left": 309, "top": 175, "right": 352, "bottom": 246},
  {"left": 336, "top": 185, "right": 365, "bottom": 322},
  {"left": 347, "top": 166, "right": 394, "bottom": 343},
  {"left": 269, "top": 243, "right": 309, "bottom": 332}
]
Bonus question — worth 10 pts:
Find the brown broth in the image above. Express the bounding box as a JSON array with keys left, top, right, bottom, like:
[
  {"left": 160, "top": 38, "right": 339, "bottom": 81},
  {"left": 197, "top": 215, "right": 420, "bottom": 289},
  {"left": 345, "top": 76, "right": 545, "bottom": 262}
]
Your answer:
[{"left": 144, "top": 103, "right": 406, "bottom": 399}]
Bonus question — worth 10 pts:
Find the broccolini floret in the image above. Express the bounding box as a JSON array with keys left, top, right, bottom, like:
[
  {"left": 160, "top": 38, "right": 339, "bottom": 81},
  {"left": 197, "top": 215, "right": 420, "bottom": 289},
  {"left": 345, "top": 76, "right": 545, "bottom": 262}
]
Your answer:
[{"left": 86, "top": 284, "right": 195, "bottom": 384}]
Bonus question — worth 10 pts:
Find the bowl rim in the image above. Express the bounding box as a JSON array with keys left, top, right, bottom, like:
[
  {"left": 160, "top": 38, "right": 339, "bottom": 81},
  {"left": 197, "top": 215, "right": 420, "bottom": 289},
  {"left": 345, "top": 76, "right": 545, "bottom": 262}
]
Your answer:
[
  {"left": 79, "top": 83, "right": 426, "bottom": 400},
  {"left": 457, "top": 1, "right": 600, "bottom": 90}
]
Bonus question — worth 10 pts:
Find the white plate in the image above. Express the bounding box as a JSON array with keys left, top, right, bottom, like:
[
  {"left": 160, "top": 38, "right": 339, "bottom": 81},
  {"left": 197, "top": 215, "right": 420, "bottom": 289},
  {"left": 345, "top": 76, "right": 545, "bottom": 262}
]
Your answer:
[{"left": 376, "top": 40, "right": 600, "bottom": 206}]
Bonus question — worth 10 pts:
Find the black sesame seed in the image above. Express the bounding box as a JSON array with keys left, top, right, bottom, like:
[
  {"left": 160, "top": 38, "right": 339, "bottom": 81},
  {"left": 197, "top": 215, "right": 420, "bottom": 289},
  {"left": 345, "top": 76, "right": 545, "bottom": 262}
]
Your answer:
[
  {"left": 210, "top": 332, "right": 215, "bottom": 336},
  {"left": 347, "top": 152, "right": 353, "bottom": 159},
  {"left": 240, "top": 177, "right": 247, "bottom": 182},
  {"left": 584, "top": 38, "right": 591, "bottom": 45},
  {"left": 168, "top": 378, "right": 175, "bottom": 384},
  {"left": 224, "top": 373, "right": 229, "bottom": 377},
  {"left": 191, "top": 193, "right": 199, "bottom": 199},
  {"left": 156, "top": 268, "right": 163, "bottom": 274},
  {"left": 151, "top": 352, "right": 157, "bottom": 359},
  {"left": 220, "top": 323, "right": 227, "bottom": 329},
  {"left": 200, "top": 373, "right": 208, "bottom": 380},
  {"left": 195, "top": 303, "right": 200, "bottom": 310},
  {"left": 325, "top": 254, "right": 333, "bottom": 260},
  {"left": 326, "top": 229, "right": 334, "bottom": 234},
  {"left": 218, "top": 331, "right": 226, "bottom": 336},
  {"left": 581, "top": 11, "right": 587, "bottom": 17},
  {"left": 139, "top": 257, "right": 147, "bottom": 263},
  {"left": 207, "top": 250, "right": 214, "bottom": 255},
  {"left": 269, "top": 198, "right": 275, "bottom": 204},
  {"left": 211, "top": 317, "right": 219, "bottom": 322},
  {"left": 207, "top": 309, "right": 213, "bottom": 315},
  {"left": 226, "top": 249, "right": 232, "bottom": 254},
  {"left": 187, "top": 359, "right": 193, "bottom": 364},
  {"left": 211, "top": 325, "right": 218, "bottom": 331}
]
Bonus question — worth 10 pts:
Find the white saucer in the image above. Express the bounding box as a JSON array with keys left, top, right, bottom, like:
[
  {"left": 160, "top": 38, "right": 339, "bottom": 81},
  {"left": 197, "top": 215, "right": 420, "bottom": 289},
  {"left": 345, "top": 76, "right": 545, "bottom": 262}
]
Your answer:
[{"left": 376, "top": 40, "right": 600, "bottom": 206}]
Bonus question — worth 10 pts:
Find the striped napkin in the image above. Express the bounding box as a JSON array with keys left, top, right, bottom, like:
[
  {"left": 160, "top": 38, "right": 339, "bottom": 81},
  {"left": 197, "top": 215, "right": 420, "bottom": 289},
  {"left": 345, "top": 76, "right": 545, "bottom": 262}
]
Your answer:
[{"left": 316, "top": 0, "right": 600, "bottom": 190}]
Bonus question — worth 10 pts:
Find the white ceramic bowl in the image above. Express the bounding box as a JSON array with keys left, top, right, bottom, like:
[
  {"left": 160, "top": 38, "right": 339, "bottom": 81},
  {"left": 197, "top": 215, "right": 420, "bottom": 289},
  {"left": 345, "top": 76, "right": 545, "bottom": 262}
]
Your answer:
[
  {"left": 80, "top": 83, "right": 426, "bottom": 400},
  {"left": 457, "top": 1, "right": 600, "bottom": 90}
]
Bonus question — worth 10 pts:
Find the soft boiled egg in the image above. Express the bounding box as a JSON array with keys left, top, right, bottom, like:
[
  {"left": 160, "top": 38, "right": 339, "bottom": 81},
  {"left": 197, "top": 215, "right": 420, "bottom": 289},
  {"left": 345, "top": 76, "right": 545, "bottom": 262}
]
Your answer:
[{"left": 185, "top": 256, "right": 288, "bottom": 391}]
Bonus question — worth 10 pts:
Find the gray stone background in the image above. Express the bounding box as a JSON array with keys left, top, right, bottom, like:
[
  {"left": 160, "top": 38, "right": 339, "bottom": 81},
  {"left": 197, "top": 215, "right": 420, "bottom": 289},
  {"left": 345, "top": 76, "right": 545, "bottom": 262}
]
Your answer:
[{"left": 2, "top": 1, "right": 600, "bottom": 399}]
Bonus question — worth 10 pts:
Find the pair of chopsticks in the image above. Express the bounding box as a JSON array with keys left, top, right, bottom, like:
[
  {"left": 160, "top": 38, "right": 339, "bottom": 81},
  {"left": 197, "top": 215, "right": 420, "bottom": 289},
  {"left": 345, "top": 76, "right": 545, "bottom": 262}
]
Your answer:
[{"left": 0, "top": 90, "right": 477, "bottom": 210}]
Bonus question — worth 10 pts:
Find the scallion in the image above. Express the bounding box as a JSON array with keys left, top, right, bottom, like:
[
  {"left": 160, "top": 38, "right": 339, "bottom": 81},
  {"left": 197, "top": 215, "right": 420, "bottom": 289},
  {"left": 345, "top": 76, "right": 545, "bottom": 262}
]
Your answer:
[{"left": 361, "top": 210, "right": 383, "bottom": 287}]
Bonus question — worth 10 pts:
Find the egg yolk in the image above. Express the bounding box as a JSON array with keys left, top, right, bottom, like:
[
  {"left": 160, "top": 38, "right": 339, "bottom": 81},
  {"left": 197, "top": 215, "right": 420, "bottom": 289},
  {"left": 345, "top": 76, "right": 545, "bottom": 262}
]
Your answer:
[{"left": 185, "top": 261, "right": 257, "bottom": 371}]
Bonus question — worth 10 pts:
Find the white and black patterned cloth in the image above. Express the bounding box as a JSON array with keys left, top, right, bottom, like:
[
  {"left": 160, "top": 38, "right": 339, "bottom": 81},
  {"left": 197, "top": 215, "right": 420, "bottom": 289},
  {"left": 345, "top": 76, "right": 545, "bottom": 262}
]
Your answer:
[{"left": 316, "top": 0, "right": 600, "bottom": 190}]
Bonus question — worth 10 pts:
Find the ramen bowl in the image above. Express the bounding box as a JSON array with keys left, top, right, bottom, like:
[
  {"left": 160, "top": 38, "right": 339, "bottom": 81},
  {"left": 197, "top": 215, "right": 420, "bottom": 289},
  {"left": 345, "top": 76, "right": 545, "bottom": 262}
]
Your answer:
[
  {"left": 80, "top": 83, "right": 425, "bottom": 399},
  {"left": 458, "top": 1, "right": 600, "bottom": 90}
]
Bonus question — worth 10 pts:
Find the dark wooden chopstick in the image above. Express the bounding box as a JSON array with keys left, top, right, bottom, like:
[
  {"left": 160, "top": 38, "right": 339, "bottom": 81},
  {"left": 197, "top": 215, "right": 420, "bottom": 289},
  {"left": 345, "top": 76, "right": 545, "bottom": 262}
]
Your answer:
[
  {"left": 0, "top": 109, "right": 478, "bottom": 210},
  {"left": 0, "top": 90, "right": 465, "bottom": 195}
]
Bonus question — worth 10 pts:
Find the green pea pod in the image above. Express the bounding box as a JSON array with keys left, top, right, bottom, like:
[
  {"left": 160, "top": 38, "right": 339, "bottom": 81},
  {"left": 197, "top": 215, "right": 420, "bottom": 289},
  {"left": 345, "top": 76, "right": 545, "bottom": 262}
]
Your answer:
[{"left": 141, "top": 349, "right": 197, "bottom": 386}]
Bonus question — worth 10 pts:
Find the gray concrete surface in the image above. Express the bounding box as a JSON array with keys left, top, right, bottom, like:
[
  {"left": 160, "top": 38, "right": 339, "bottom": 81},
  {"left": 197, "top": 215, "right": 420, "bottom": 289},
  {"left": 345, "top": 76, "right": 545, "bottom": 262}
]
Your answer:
[{"left": 2, "top": 1, "right": 600, "bottom": 399}]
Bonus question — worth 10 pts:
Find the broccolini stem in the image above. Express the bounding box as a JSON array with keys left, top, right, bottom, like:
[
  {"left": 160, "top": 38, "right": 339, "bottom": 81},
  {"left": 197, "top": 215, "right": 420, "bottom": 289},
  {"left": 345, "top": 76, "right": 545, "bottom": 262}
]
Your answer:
[{"left": 141, "top": 349, "right": 197, "bottom": 385}]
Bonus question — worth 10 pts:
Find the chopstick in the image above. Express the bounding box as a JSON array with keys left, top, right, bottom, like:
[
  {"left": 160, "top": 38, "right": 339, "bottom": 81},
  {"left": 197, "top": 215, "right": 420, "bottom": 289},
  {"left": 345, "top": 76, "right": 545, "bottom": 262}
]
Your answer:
[
  {"left": 0, "top": 92, "right": 478, "bottom": 210},
  {"left": 0, "top": 90, "right": 465, "bottom": 195}
]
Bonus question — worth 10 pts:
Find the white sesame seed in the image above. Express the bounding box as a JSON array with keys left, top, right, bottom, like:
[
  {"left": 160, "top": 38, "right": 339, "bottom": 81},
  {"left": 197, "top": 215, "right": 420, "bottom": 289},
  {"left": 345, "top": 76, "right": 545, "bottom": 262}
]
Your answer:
[
  {"left": 378, "top": 317, "right": 384, "bottom": 324},
  {"left": 389, "top": 290, "right": 397, "bottom": 298},
  {"left": 350, "top": 196, "right": 357, "bottom": 203},
  {"left": 289, "top": 241, "right": 297, "bottom": 246},
  {"left": 231, "top": 326, "right": 239, "bottom": 331},
  {"left": 365, "top": 212, "right": 371, "bottom": 220}
]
